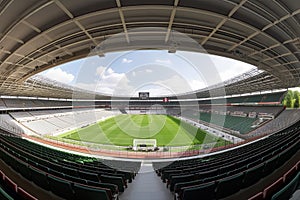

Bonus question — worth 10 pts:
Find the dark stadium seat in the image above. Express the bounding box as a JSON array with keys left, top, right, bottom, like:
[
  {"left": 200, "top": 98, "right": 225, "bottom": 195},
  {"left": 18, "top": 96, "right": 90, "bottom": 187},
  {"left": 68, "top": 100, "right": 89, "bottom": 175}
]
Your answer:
[
  {"left": 243, "top": 163, "right": 265, "bottom": 188},
  {"left": 86, "top": 180, "right": 119, "bottom": 196},
  {"left": 181, "top": 182, "right": 216, "bottom": 200},
  {"left": 215, "top": 172, "right": 244, "bottom": 199},
  {"left": 73, "top": 183, "right": 110, "bottom": 200},
  {"left": 174, "top": 179, "right": 204, "bottom": 194},
  {"left": 100, "top": 174, "right": 125, "bottom": 192},
  {"left": 61, "top": 166, "right": 79, "bottom": 177},
  {"left": 17, "top": 187, "right": 38, "bottom": 200},
  {"left": 263, "top": 177, "right": 284, "bottom": 199},
  {"left": 169, "top": 174, "right": 196, "bottom": 191},
  {"left": 17, "top": 160, "right": 31, "bottom": 181},
  {"left": 29, "top": 166, "right": 49, "bottom": 190},
  {"left": 64, "top": 174, "right": 87, "bottom": 185},
  {"left": 48, "top": 175, "right": 74, "bottom": 200},
  {"left": 283, "top": 165, "right": 298, "bottom": 183},
  {"left": 2, "top": 176, "right": 17, "bottom": 199},
  {"left": 1, "top": 150, "right": 14, "bottom": 168},
  {"left": 78, "top": 171, "right": 99, "bottom": 182},
  {"left": 263, "top": 155, "right": 278, "bottom": 176},
  {"left": 271, "top": 172, "right": 300, "bottom": 200},
  {"left": 248, "top": 191, "right": 263, "bottom": 200}
]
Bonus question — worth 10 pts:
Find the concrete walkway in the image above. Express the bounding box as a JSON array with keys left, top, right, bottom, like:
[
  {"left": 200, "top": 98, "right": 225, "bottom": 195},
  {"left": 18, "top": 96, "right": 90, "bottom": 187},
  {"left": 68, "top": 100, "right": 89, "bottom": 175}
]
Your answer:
[{"left": 120, "top": 161, "right": 173, "bottom": 200}]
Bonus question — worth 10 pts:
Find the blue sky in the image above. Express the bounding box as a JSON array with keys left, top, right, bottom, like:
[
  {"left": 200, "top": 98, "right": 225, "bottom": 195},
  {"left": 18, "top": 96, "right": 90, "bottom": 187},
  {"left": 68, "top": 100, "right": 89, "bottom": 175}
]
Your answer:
[{"left": 40, "top": 50, "right": 256, "bottom": 97}]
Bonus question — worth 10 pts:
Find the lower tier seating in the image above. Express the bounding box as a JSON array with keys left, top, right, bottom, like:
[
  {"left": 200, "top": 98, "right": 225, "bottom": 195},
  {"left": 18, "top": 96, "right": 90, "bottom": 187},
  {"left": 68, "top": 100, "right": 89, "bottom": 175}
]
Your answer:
[
  {"left": 0, "top": 133, "right": 141, "bottom": 199},
  {"left": 0, "top": 168, "right": 37, "bottom": 200},
  {"left": 154, "top": 118, "right": 300, "bottom": 200}
]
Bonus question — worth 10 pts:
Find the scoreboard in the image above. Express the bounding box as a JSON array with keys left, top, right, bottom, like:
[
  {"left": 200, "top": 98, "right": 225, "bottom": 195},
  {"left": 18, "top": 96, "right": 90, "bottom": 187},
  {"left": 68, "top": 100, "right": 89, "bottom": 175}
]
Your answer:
[{"left": 139, "top": 92, "right": 150, "bottom": 100}]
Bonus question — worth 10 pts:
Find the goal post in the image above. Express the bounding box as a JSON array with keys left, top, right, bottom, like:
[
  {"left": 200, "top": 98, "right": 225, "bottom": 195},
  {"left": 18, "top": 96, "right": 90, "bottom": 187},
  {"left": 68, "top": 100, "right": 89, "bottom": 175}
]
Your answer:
[{"left": 132, "top": 139, "right": 157, "bottom": 151}]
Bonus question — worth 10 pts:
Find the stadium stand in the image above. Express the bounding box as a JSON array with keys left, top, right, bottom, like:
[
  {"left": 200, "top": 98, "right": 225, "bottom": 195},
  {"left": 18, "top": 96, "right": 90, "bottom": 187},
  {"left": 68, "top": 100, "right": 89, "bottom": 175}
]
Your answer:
[
  {"left": 181, "top": 105, "right": 284, "bottom": 135},
  {"left": 198, "top": 112, "right": 257, "bottom": 134},
  {"left": 153, "top": 118, "right": 300, "bottom": 199},
  {"left": 0, "top": 166, "right": 37, "bottom": 200},
  {"left": 10, "top": 109, "right": 119, "bottom": 135},
  {"left": 0, "top": 132, "right": 141, "bottom": 199},
  {"left": 246, "top": 110, "right": 300, "bottom": 138},
  {"left": 248, "top": 160, "right": 300, "bottom": 200},
  {"left": 0, "top": 98, "right": 72, "bottom": 109},
  {"left": 196, "top": 91, "right": 285, "bottom": 105}
]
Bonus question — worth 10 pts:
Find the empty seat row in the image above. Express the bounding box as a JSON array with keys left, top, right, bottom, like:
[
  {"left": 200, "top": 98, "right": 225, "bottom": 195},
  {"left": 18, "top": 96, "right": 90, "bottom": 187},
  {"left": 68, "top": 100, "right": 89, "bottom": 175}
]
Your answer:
[
  {"left": 249, "top": 160, "right": 300, "bottom": 200},
  {"left": 5, "top": 135, "right": 138, "bottom": 181},
  {"left": 0, "top": 142, "right": 121, "bottom": 198},
  {"left": 0, "top": 134, "right": 136, "bottom": 191},
  {"left": 155, "top": 117, "right": 300, "bottom": 200},
  {"left": 0, "top": 169, "right": 37, "bottom": 200},
  {"left": 174, "top": 139, "right": 299, "bottom": 200},
  {"left": 167, "top": 137, "right": 299, "bottom": 193}
]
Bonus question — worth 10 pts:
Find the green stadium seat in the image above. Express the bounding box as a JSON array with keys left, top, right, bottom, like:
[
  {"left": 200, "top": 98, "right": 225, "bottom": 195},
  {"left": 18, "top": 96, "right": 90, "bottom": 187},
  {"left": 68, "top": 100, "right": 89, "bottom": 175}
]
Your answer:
[
  {"left": 73, "top": 183, "right": 110, "bottom": 200},
  {"left": 64, "top": 174, "right": 87, "bottom": 185},
  {"left": 174, "top": 179, "right": 204, "bottom": 194},
  {"left": 29, "top": 166, "right": 49, "bottom": 190},
  {"left": 182, "top": 182, "right": 216, "bottom": 200},
  {"left": 78, "top": 171, "right": 99, "bottom": 182},
  {"left": 0, "top": 186, "right": 14, "bottom": 200},
  {"left": 169, "top": 174, "right": 196, "bottom": 191},
  {"left": 86, "top": 180, "right": 119, "bottom": 196},
  {"left": 48, "top": 175, "right": 74, "bottom": 200},
  {"left": 17, "top": 160, "right": 31, "bottom": 181},
  {"left": 271, "top": 172, "right": 300, "bottom": 200},
  {"left": 100, "top": 174, "right": 125, "bottom": 192},
  {"left": 216, "top": 172, "right": 244, "bottom": 199},
  {"left": 243, "top": 163, "right": 265, "bottom": 188},
  {"left": 264, "top": 156, "right": 278, "bottom": 176},
  {"left": 61, "top": 166, "right": 78, "bottom": 177}
]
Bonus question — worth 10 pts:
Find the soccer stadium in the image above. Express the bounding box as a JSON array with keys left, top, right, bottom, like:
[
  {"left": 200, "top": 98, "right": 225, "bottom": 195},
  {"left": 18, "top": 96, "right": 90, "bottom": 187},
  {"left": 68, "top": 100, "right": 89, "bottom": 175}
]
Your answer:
[{"left": 0, "top": 1, "right": 299, "bottom": 200}]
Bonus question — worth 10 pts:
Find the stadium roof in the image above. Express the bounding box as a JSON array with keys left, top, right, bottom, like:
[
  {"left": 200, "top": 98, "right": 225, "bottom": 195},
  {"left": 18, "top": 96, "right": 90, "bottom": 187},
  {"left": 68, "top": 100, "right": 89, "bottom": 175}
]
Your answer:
[{"left": 0, "top": 0, "right": 299, "bottom": 99}]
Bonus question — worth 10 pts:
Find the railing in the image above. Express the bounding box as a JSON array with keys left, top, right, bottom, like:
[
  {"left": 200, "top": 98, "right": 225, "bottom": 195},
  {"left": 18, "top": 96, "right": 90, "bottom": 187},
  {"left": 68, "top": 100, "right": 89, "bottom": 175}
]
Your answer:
[{"left": 24, "top": 134, "right": 237, "bottom": 160}]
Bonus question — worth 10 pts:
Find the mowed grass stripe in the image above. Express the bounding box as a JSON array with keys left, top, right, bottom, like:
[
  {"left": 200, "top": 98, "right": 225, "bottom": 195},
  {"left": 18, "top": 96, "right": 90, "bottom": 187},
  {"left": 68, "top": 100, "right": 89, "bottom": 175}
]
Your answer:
[{"left": 61, "top": 114, "right": 227, "bottom": 147}]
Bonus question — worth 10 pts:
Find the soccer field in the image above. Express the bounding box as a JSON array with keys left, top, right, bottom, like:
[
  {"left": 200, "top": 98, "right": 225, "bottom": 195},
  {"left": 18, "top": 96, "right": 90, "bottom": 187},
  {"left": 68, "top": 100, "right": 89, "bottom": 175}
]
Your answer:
[{"left": 59, "top": 114, "right": 227, "bottom": 147}]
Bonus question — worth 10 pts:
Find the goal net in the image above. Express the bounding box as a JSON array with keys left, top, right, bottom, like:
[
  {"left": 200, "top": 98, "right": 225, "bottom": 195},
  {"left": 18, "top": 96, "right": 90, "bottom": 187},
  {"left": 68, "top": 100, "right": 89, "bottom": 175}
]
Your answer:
[{"left": 132, "top": 139, "right": 157, "bottom": 151}]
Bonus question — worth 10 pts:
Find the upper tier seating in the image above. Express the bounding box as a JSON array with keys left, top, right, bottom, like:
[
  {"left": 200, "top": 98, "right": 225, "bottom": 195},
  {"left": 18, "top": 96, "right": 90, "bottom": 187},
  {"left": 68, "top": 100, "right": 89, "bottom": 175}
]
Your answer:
[
  {"left": 198, "top": 112, "right": 257, "bottom": 134},
  {"left": 247, "top": 109, "right": 300, "bottom": 138},
  {"left": 197, "top": 91, "right": 286, "bottom": 105}
]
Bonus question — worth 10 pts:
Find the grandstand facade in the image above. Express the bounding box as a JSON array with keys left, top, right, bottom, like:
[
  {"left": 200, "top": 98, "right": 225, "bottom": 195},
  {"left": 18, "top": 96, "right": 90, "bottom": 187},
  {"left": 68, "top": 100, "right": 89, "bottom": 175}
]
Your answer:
[{"left": 0, "top": 1, "right": 299, "bottom": 200}]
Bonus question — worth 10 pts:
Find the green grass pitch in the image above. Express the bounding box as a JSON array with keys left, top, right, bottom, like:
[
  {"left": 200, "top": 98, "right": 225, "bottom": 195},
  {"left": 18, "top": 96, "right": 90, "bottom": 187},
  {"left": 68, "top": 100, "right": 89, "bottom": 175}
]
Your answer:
[{"left": 59, "top": 114, "right": 227, "bottom": 147}]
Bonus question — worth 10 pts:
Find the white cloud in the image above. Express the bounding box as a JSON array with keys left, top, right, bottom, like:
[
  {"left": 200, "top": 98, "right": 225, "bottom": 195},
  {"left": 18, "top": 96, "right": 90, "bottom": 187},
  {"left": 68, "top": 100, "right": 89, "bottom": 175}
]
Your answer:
[
  {"left": 189, "top": 79, "right": 206, "bottom": 91},
  {"left": 42, "top": 67, "right": 74, "bottom": 84},
  {"left": 122, "top": 58, "right": 133, "bottom": 63},
  {"left": 146, "top": 69, "right": 152, "bottom": 73},
  {"left": 155, "top": 59, "right": 171, "bottom": 65},
  {"left": 212, "top": 57, "right": 255, "bottom": 82},
  {"left": 96, "top": 66, "right": 105, "bottom": 76},
  {"left": 136, "top": 75, "right": 203, "bottom": 96},
  {"left": 77, "top": 67, "right": 134, "bottom": 96}
]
